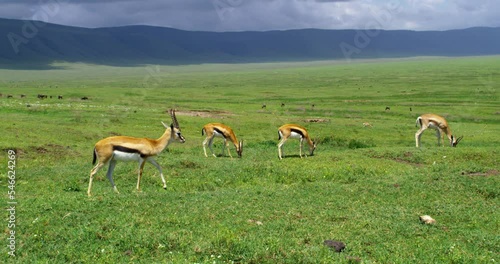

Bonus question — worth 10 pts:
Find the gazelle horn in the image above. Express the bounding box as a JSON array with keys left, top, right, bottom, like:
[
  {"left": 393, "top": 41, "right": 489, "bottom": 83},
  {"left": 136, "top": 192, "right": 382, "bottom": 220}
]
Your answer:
[{"left": 169, "top": 109, "right": 180, "bottom": 128}]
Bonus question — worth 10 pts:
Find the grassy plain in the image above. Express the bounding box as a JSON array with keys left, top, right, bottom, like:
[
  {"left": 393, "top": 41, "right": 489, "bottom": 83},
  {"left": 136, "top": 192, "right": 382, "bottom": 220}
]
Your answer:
[{"left": 0, "top": 56, "right": 499, "bottom": 263}]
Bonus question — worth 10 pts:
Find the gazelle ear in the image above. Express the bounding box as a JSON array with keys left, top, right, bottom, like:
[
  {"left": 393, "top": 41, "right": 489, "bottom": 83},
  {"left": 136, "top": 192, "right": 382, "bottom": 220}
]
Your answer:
[{"left": 161, "top": 121, "right": 169, "bottom": 128}]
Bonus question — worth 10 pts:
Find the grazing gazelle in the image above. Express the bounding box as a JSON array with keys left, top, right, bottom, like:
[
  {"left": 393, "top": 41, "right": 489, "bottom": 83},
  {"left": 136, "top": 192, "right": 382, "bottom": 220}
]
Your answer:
[
  {"left": 415, "top": 113, "right": 463, "bottom": 148},
  {"left": 278, "top": 124, "right": 316, "bottom": 160},
  {"left": 88, "top": 109, "right": 185, "bottom": 196},
  {"left": 202, "top": 123, "right": 243, "bottom": 158}
]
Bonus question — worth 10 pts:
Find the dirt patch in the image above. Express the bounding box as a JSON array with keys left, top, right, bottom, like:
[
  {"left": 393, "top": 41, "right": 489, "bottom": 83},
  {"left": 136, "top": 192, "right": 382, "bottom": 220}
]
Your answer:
[
  {"left": 343, "top": 100, "right": 371, "bottom": 103},
  {"left": 179, "top": 160, "right": 200, "bottom": 169},
  {"left": 370, "top": 151, "right": 423, "bottom": 167},
  {"left": 7, "top": 144, "right": 77, "bottom": 159},
  {"left": 402, "top": 151, "right": 413, "bottom": 158},
  {"left": 462, "top": 170, "right": 499, "bottom": 177},
  {"left": 392, "top": 158, "right": 423, "bottom": 167},
  {"left": 34, "top": 146, "right": 49, "bottom": 154},
  {"left": 39, "top": 144, "right": 70, "bottom": 153},
  {"left": 175, "top": 110, "right": 234, "bottom": 118},
  {"left": 304, "top": 118, "right": 329, "bottom": 123}
]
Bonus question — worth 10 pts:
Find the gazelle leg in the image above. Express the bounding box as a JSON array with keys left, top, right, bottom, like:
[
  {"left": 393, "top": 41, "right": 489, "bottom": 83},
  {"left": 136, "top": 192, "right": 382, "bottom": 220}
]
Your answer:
[
  {"left": 225, "top": 139, "right": 233, "bottom": 158},
  {"left": 208, "top": 137, "right": 216, "bottom": 157},
  {"left": 105, "top": 159, "right": 119, "bottom": 193},
  {"left": 202, "top": 137, "right": 210, "bottom": 157},
  {"left": 136, "top": 159, "right": 146, "bottom": 192},
  {"left": 147, "top": 158, "right": 167, "bottom": 189},
  {"left": 88, "top": 162, "right": 106, "bottom": 197},
  {"left": 299, "top": 138, "right": 304, "bottom": 158},
  {"left": 278, "top": 138, "right": 287, "bottom": 160},
  {"left": 436, "top": 129, "right": 442, "bottom": 146},
  {"left": 221, "top": 139, "right": 226, "bottom": 157},
  {"left": 415, "top": 127, "right": 426, "bottom": 148}
]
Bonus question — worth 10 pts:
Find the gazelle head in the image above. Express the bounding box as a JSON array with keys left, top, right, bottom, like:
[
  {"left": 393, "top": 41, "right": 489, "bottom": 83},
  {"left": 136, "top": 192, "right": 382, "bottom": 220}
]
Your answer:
[
  {"left": 309, "top": 141, "right": 317, "bottom": 156},
  {"left": 162, "top": 109, "right": 186, "bottom": 143},
  {"left": 236, "top": 140, "right": 243, "bottom": 158},
  {"left": 451, "top": 135, "right": 463, "bottom": 147}
]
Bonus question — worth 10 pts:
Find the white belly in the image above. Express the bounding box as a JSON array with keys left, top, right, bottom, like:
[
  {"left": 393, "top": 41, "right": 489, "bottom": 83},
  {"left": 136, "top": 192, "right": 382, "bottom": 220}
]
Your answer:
[
  {"left": 288, "top": 131, "right": 303, "bottom": 139},
  {"left": 428, "top": 123, "right": 440, "bottom": 131},
  {"left": 213, "top": 130, "right": 226, "bottom": 138},
  {"left": 112, "top": 151, "right": 142, "bottom": 162}
]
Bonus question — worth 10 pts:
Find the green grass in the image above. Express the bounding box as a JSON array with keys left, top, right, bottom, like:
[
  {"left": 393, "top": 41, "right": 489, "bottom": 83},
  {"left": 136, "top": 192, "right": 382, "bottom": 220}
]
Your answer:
[{"left": 1, "top": 56, "right": 499, "bottom": 263}]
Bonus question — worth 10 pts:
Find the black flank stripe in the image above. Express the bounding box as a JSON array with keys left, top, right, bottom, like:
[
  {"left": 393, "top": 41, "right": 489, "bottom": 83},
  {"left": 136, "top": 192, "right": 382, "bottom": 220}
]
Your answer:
[
  {"left": 113, "top": 145, "right": 147, "bottom": 157},
  {"left": 214, "top": 127, "right": 227, "bottom": 138},
  {"left": 290, "top": 128, "right": 305, "bottom": 137}
]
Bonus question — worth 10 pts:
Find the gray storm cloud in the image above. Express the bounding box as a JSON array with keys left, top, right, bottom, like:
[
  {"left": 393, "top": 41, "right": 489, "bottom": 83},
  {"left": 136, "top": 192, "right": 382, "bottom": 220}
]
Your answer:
[{"left": 0, "top": 0, "right": 498, "bottom": 31}]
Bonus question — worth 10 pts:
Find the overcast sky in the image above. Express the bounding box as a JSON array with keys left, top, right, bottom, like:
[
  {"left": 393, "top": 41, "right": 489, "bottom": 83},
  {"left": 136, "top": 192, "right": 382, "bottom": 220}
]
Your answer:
[{"left": 0, "top": 0, "right": 499, "bottom": 31}]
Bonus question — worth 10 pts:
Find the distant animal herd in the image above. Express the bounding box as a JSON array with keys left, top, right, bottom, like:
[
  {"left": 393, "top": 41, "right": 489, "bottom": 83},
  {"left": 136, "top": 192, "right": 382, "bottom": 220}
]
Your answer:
[{"left": 0, "top": 93, "right": 89, "bottom": 100}]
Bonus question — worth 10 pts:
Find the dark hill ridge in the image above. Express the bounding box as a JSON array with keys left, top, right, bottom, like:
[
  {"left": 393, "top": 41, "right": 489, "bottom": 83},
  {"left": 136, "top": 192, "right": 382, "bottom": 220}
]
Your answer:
[{"left": 1, "top": 18, "right": 499, "bottom": 68}]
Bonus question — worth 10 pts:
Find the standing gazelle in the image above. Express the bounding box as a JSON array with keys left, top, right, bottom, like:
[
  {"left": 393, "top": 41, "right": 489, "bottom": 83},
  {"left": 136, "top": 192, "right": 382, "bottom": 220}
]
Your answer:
[
  {"left": 202, "top": 123, "right": 243, "bottom": 158},
  {"left": 278, "top": 124, "right": 316, "bottom": 160},
  {"left": 88, "top": 109, "right": 186, "bottom": 196},
  {"left": 415, "top": 113, "right": 463, "bottom": 148}
]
